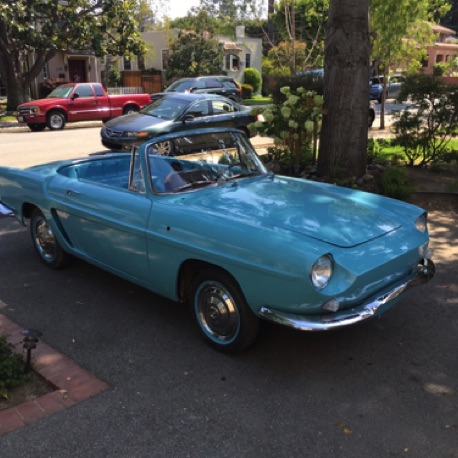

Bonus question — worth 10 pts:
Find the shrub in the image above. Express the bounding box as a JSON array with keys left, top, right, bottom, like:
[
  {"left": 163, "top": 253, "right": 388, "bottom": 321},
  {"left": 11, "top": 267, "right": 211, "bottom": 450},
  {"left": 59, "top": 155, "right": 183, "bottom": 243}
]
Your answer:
[
  {"left": 392, "top": 74, "right": 458, "bottom": 166},
  {"left": 0, "top": 334, "right": 30, "bottom": 399},
  {"left": 252, "top": 86, "right": 324, "bottom": 169},
  {"left": 381, "top": 167, "right": 415, "bottom": 200},
  {"left": 241, "top": 83, "right": 253, "bottom": 100},
  {"left": 243, "top": 68, "right": 262, "bottom": 93}
]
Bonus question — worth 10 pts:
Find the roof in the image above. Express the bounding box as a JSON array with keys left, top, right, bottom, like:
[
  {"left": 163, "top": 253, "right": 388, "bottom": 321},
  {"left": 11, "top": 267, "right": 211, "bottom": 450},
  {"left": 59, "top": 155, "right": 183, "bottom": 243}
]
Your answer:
[{"left": 430, "top": 23, "right": 456, "bottom": 35}]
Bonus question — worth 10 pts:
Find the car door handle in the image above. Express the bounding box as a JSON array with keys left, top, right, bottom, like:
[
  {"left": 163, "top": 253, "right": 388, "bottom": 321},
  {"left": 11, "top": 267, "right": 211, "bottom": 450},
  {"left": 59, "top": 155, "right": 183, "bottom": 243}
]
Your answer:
[{"left": 66, "top": 189, "right": 80, "bottom": 195}]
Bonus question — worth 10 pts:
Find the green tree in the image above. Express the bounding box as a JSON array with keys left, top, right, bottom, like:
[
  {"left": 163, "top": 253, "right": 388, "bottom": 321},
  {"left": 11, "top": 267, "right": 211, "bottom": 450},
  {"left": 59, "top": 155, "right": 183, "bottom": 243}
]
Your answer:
[
  {"left": 0, "top": 0, "right": 146, "bottom": 111},
  {"left": 271, "top": 0, "right": 328, "bottom": 69},
  {"left": 370, "top": 0, "right": 450, "bottom": 128},
  {"left": 135, "top": 0, "right": 156, "bottom": 32},
  {"left": 266, "top": 40, "right": 309, "bottom": 75},
  {"left": 166, "top": 31, "right": 224, "bottom": 80}
]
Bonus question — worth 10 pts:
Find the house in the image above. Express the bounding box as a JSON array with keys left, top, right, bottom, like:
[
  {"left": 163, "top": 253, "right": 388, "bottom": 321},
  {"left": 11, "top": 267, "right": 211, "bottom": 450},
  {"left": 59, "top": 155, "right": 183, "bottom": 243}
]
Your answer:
[
  {"left": 18, "top": 26, "right": 262, "bottom": 100},
  {"left": 420, "top": 23, "right": 458, "bottom": 75},
  {"left": 139, "top": 26, "right": 263, "bottom": 88}
]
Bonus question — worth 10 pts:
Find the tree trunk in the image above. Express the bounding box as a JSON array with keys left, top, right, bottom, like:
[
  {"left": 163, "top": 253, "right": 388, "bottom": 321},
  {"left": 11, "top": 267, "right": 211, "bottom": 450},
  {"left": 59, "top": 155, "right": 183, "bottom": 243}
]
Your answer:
[
  {"left": 318, "top": 0, "right": 371, "bottom": 180},
  {"left": 0, "top": 39, "right": 52, "bottom": 111}
]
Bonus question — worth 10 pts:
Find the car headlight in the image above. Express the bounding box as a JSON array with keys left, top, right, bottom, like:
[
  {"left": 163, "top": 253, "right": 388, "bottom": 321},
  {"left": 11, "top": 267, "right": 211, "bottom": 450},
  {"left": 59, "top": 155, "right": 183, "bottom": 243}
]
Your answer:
[
  {"left": 126, "top": 131, "right": 150, "bottom": 138},
  {"left": 310, "top": 254, "right": 333, "bottom": 290},
  {"left": 415, "top": 213, "right": 427, "bottom": 233}
]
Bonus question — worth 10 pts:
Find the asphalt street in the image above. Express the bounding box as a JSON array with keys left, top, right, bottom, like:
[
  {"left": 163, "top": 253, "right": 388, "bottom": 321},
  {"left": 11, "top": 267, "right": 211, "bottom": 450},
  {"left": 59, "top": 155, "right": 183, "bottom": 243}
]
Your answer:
[{"left": 0, "top": 120, "right": 457, "bottom": 457}]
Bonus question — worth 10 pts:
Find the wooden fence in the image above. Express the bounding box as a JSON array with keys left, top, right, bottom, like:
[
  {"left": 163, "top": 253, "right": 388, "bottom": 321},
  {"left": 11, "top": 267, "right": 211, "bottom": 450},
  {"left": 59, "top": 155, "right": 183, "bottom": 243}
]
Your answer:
[{"left": 121, "top": 71, "right": 163, "bottom": 94}]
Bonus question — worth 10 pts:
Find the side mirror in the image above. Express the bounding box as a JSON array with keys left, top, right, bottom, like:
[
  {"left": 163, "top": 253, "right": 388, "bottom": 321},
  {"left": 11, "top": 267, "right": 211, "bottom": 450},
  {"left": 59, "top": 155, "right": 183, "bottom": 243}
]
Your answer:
[
  {"left": 71, "top": 92, "right": 80, "bottom": 100},
  {"left": 182, "top": 114, "right": 195, "bottom": 123}
]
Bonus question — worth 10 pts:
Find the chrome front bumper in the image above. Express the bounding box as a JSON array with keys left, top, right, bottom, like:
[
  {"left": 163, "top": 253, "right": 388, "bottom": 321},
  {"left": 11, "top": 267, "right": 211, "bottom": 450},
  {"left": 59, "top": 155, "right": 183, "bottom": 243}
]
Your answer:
[{"left": 259, "top": 258, "right": 436, "bottom": 331}]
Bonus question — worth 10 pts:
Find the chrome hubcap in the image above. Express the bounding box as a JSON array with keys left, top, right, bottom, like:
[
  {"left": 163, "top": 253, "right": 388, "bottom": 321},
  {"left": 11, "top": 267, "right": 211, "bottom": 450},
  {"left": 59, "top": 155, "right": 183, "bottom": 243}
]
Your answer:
[
  {"left": 196, "top": 282, "right": 239, "bottom": 342},
  {"left": 49, "top": 115, "right": 63, "bottom": 129},
  {"left": 34, "top": 218, "right": 56, "bottom": 261},
  {"left": 156, "top": 141, "right": 171, "bottom": 155}
]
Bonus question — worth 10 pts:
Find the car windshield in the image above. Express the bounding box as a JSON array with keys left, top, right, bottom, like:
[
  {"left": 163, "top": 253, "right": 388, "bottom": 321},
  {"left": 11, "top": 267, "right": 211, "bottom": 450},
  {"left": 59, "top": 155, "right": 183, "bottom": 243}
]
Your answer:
[
  {"left": 140, "top": 97, "right": 189, "bottom": 120},
  {"left": 146, "top": 131, "right": 268, "bottom": 194},
  {"left": 46, "top": 86, "right": 74, "bottom": 99},
  {"left": 165, "top": 80, "right": 194, "bottom": 92},
  {"left": 370, "top": 77, "right": 384, "bottom": 85}
]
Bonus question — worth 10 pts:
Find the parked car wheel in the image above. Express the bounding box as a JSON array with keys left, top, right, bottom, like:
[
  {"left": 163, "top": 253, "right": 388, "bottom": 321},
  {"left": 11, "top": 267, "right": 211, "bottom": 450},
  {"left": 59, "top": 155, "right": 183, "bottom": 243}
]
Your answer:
[
  {"left": 123, "top": 105, "right": 140, "bottom": 115},
  {"left": 368, "top": 109, "right": 376, "bottom": 127},
  {"left": 30, "top": 208, "right": 70, "bottom": 269},
  {"left": 155, "top": 140, "right": 172, "bottom": 155},
  {"left": 27, "top": 123, "right": 46, "bottom": 132},
  {"left": 46, "top": 110, "right": 66, "bottom": 130},
  {"left": 191, "top": 269, "right": 259, "bottom": 353}
]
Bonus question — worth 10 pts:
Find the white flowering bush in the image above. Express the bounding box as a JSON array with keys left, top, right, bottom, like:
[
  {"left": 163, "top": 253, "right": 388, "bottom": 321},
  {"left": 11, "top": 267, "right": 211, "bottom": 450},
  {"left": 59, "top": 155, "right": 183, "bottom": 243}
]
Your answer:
[{"left": 253, "top": 86, "right": 324, "bottom": 168}]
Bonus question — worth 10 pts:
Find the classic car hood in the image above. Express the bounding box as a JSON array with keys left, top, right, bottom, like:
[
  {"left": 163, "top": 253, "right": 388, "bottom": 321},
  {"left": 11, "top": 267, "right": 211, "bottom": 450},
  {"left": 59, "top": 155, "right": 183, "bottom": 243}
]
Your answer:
[
  {"left": 105, "top": 113, "right": 170, "bottom": 131},
  {"left": 180, "top": 177, "right": 402, "bottom": 248}
]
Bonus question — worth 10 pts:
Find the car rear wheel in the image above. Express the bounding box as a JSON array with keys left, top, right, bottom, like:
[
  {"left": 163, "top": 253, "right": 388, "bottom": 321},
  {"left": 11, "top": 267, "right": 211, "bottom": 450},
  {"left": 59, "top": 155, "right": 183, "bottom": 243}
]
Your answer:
[
  {"left": 30, "top": 208, "right": 70, "bottom": 269},
  {"left": 123, "top": 105, "right": 139, "bottom": 115},
  {"left": 46, "top": 110, "right": 66, "bottom": 130},
  {"left": 368, "top": 110, "right": 375, "bottom": 127},
  {"left": 190, "top": 269, "right": 259, "bottom": 353},
  {"left": 27, "top": 123, "right": 46, "bottom": 132}
]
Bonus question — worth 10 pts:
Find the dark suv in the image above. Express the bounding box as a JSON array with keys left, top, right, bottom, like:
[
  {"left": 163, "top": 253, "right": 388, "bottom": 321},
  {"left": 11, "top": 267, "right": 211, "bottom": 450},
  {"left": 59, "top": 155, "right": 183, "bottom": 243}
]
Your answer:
[{"left": 151, "top": 76, "right": 242, "bottom": 103}]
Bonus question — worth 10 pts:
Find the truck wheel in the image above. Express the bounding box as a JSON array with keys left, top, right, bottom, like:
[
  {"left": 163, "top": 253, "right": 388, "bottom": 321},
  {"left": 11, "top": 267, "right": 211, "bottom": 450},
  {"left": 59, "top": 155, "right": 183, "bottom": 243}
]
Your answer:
[
  {"left": 46, "top": 110, "right": 66, "bottom": 130},
  {"left": 28, "top": 123, "right": 46, "bottom": 132},
  {"left": 123, "top": 105, "right": 139, "bottom": 115}
]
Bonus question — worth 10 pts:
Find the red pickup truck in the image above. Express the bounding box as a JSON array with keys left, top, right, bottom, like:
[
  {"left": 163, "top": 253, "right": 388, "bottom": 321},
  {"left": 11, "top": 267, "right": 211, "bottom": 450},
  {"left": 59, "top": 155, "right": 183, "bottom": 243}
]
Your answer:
[{"left": 17, "top": 82, "right": 152, "bottom": 132}]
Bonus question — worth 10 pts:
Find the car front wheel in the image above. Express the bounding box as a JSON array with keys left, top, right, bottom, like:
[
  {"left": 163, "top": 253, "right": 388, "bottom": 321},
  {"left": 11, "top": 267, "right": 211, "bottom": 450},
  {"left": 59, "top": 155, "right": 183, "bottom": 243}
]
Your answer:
[
  {"left": 190, "top": 270, "right": 259, "bottom": 353},
  {"left": 30, "top": 208, "right": 70, "bottom": 269},
  {"left": 46, "top": 110, "right": 66, "bottom": 130}
]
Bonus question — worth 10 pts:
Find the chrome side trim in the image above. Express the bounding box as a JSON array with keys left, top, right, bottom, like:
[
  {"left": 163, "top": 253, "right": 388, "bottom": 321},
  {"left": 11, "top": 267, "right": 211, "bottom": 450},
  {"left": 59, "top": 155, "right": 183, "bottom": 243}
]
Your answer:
[
  {"left": 0, "top": 202, "right": 15, "bottom": 217},
  {"left": 259, "top": 258, "right": 436, "bottom": 332}
]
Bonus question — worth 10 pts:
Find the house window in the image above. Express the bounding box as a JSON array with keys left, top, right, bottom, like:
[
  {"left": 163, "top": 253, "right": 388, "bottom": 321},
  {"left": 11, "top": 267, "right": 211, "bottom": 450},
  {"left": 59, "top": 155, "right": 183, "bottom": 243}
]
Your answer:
[
  {"left": 225, "top": 54, "right": 239, "bottom": 71},
  {"left": 124, "top": 58, "right": 132, "bottom": 70},
  {"left": 436, "top": 54, "right": 444, "bottom": 63},
  {"left": 162, "top": 50, "right": 169, "bottom": 70},
  {"left": 245, "top": 53, "right": 251, "bottom": 68}
]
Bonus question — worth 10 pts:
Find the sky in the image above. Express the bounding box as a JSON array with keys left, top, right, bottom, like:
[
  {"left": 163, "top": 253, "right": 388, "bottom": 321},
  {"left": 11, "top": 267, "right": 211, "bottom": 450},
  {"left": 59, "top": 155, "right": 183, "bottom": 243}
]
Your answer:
[{"left": 166, "top": 0, "right": 200, "bottom": 19}]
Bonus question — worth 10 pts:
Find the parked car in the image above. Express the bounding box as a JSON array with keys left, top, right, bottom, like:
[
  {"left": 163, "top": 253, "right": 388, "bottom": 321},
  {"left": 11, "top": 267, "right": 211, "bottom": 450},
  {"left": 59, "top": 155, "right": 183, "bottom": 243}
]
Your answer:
[
  {"left": 101, "top": 93, "right": 257, "bottom": 152},
  {"left": 298, "top": 69, "right": 376, "bottom": 127},
  {"left": 150, "top": 76, "right": 242, "bottom": 103},
  {"left": 370, "top": 74, "right": 406, "bottom": 103},
  {"left": 16, "top": 83, "right": 151, "bottom": 131},
  {"left": 0, "top": 127, "right": 435, "bottom": 353}
]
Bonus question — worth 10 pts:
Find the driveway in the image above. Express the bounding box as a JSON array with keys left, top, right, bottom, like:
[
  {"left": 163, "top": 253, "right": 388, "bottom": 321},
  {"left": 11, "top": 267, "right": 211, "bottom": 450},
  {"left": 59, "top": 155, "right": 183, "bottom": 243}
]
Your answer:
[{"left": 0, "top": 207, "right": 456, "bottom": 457}]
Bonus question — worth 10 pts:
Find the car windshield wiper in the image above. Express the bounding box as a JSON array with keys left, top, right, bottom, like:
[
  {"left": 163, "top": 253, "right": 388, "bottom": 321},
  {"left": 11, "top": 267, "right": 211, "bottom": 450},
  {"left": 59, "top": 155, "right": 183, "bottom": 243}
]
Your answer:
[
  {"left": 224, "top": 171, "right": 260, "bottom": 181},
  {"left": 172, "top": 180, "right": 217, "bottom": 192}
]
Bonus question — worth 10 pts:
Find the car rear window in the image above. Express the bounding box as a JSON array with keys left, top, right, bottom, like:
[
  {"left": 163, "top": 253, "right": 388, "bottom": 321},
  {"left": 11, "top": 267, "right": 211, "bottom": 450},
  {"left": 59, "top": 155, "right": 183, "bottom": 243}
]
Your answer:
[{"left": 205, "top": 80, "right": 223, "bottom": 89}]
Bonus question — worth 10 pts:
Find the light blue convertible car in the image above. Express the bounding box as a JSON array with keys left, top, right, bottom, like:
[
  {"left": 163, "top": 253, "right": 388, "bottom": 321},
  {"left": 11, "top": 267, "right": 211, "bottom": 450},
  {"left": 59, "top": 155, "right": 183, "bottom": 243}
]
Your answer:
[{"left": 0, "top": 128, "right": 435, "bottom": 352}]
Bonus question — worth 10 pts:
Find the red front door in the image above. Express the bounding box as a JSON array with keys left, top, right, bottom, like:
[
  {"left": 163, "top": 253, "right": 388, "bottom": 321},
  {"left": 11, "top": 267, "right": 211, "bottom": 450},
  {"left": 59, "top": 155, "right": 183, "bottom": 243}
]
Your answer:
[{"left": 69, "top": 60, "right": 86, "bottom": 83}]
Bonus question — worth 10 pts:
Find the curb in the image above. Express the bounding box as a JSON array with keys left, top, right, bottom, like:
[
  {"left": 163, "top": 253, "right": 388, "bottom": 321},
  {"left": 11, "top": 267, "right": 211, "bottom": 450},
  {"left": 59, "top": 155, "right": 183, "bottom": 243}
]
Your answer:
[{"left": 0, "top": 313, "right": 110, "bottom": 436}]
